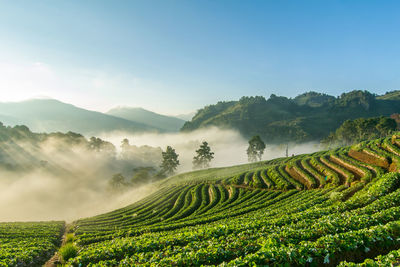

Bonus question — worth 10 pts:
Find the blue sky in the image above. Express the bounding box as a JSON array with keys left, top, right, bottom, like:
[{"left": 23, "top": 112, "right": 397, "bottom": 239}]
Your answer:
[{"left": 0, "top": 0, "right": 399, "bottom": 114}]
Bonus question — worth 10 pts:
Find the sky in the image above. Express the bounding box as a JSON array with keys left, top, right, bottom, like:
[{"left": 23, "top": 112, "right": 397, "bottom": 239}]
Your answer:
[{"left": 0, "top": 0, "right": 399, "bottom": 115}]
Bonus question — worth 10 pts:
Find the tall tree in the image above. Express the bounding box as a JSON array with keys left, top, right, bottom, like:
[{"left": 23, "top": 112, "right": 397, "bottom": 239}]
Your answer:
[
  {"left": 246, "top": 135, "right": 266, "bottom": 162},
  {"left": 160, "top": 146, "right": 180, "bottom": 176},
  {"left": 193, "top": 141, "right": 214, "bottom": 169},
  {"left": 120, "top": 138, "right": 131, "bottom": 159}
]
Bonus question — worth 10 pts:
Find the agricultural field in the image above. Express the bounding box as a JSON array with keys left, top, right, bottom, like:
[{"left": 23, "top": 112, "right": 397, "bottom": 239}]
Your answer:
[
  {"left": 4, "top": 134, "right": 400, "bottom": 266},
  {"left": 0, "top": 221, "right": 64, "bottom": 266}
]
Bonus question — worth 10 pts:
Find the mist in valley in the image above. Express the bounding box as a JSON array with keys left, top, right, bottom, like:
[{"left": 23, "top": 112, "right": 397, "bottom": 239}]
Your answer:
[
  {"left": 101, "top": 127, "right": 322, "bottom": 172},
  {"left": 0, "top": 126, "right": 321, "bottom": 222}
]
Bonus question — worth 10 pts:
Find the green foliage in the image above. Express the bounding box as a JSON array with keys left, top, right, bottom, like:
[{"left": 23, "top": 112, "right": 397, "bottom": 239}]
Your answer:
[
  {"left": 160, "top": 146, "right": 180, "bottom": 176},
  {"left": 108, "top": 173, "right": 129, "bottom": 190},
  {"left": 376, "top": 90, "right": 400, "bottom": 100},
  {"left": 7, "top": 135, "right": 400, "bottom": 266},
  {"left": 192, "top": 141, "right": 214, "bottom": 169},
  {"left": 323, "top": 116, "right": 397, "bottom": 147},
  {"left": 65, "top": 233, "right": 76, "bottom": 243},
  {"left": 246, "top": 135, "right": 266, "bottom": 162},
  {"left": 88, "top": 136, "right": 116, "bottom": 155},
  {"left": 339, "top": 247, "right": 400, "bottom": 266},
  {"left": 59, "top": 243, "right": 78, "bottom": 263},
  {"left": 294, "top": 91, "right": 335, "bottom": 107},
  {"left": 0, "top": 123, "right": 123, "bottom": 172},
  {"left": 67, "top": 169, "right": 400, "bottom": 266},
  {"left": 182, "top": 90, "right": 400, "bottom": 143},
  {"left": 0, "top": 221, "right": 64, "bottom": 266},
  {"left": 131, "top": 166, "right": 157, "bottom": 184}
]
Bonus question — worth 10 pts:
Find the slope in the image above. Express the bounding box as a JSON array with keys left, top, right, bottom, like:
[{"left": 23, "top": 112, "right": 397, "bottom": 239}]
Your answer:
[
  {"left": 107, "top": 107, "right": 186, "bottom": 132},
  {"left": 182, "top": 90, "right": 400, "bottom": 143},
  {"left": 0, "top": 99, "right": 160, "bottom": 135},
  {"left": 60, "top": 133, "right": 400, "bottom": 266},
  {"left": 377, "top": 90, "right": 400, "bottom": 101}
]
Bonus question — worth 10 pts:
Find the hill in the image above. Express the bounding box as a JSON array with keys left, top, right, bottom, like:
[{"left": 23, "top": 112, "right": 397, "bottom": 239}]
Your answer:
[
  {"left": 107, "top": 106, "right": 186, "bottom": 132},
  {"left": 0, "top": 99, "right": 160, "bottom": 135},
  {"left": 3, "top": 133, "right": 400, "bottom": 265},
  {"left": 182, "top": 90, "right": 400, "bottom": 143},
  {"left": 48, "top": 133, "right": 400, "bottom": 265},
  {"left": 376, "top": 90, "right": 400, "bottom": 100}
]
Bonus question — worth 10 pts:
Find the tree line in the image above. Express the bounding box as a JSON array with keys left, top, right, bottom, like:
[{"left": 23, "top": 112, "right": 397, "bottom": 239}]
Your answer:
[{"left": 109, "top": 136, "right": 267, "bottom": 190}]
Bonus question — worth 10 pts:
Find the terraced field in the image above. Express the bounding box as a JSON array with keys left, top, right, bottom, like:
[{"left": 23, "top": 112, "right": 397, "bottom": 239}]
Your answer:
[{"left": 4, "top": 134, "right": 400, "bottom": 266}]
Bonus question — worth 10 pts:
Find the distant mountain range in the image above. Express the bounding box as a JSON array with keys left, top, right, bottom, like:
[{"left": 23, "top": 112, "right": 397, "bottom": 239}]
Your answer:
[
  {"left": 182, "top": 90, "right": 400, "bottom": 143},
  {"left": 2, "top": 90, "right": 400, "bottom": 141},
  {"left": 107, "top": 107, "right": 185, "bottom": 132},
  {"left": 0, "top": 99, "right": 187, "bottom": 135}
]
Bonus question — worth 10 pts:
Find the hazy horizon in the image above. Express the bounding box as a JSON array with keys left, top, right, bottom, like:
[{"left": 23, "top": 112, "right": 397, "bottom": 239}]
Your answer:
[{"left": 1, "top": 1, "right": 400, "bottom": 114}]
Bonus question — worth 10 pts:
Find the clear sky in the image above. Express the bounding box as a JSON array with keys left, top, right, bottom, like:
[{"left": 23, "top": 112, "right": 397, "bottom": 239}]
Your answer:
[{"left": 0, "top": 0, "right": 399, "bottom": 114}]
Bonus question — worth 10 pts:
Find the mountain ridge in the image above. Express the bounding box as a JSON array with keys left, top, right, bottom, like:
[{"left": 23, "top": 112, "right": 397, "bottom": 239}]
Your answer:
[
  {"left": 107, "top": 106, "right": 186, "bottom": 132},
  {"left": 182, "top": 90, "right": 400, "bottom": 143},
  {"left": 0, "top": 99, "right": 161, "bottom": 135}
]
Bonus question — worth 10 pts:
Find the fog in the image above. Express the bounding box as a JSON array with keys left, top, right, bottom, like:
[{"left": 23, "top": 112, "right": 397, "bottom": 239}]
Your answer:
[
  {"left": 0, "top": 136, "right": 158, "bottom": 222},
  {"left": 100, "top": 127, "right": 322, "bottom": 172},
  {"left": 0, "top": 170, "right": 157, "bottom": 222},
  {"left": 0, "top": 127, "right": 321, "bottom": 222}
]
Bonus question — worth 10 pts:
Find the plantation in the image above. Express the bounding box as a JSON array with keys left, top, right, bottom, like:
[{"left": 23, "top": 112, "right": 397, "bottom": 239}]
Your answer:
[
  {"left": 4, "top": 134, "right": 400, "bottom": 266},
  {"left": 0, "top": 221, "right": 64, "bottom": 266}
]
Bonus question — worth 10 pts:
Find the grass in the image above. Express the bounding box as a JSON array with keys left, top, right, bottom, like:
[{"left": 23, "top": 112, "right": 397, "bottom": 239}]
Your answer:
[{"left": 59, "top": 243, "right": 78, "bottom": 263}]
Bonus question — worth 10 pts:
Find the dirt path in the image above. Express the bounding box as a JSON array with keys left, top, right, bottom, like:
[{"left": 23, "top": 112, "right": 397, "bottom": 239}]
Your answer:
[{"left": 44, "top": 226, "right": 68, "bottom": 267}]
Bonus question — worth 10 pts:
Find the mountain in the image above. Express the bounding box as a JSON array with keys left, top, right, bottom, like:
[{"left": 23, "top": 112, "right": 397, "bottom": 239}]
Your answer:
[
  {"left": 174, "top": 111, "right": 196, "bottom": 121},
  {"left": 0, "top": 99, "right": 159, "bottom": 135},
  {"left": 181, "top": 90, "right": 400, "bottom": 143},
  {"left": 107, "top": 107, "right": 186, "bottom": 132}
]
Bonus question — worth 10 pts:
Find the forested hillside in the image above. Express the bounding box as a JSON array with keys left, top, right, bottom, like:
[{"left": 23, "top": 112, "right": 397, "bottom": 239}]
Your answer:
[
  {"left": 0, "top": 123, "right": 161, "bottom": 182},
  {"left": 182, "top": 90, "right": 400, "bottom": 143}
]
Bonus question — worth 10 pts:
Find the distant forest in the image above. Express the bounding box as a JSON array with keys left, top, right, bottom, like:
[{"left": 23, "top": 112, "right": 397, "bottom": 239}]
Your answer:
[{"left": 182, "top": 90, "right": 400, "bottom": 143}]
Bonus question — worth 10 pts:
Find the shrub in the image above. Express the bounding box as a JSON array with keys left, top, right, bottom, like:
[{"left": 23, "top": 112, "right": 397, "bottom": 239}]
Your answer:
[{"left": 59, "top": 243, "right": 78, "bottom": 262}]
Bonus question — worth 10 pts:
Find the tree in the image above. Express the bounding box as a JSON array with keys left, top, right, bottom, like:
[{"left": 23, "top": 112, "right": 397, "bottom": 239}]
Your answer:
[
  {"left": 108, "top": 173, "right": 129, "bottom": 190},
  {"left": 193, "top": 141, "right": 214, "bottom": 169},
  {"left": 120, "top": 138, "right": 131, "bottom": 159},
  {"left": 131, "top": 167, "right": 156, "bottom": 185},
  {"left": 322, "top": 116, "right": 397, "bottom": 147},
  {"left": 121, "top": 138, "right": 130, "bottom": 149},
  {"left": 246, "top": 135, "right": 266, "bottom": 162},
  {"left": 89, "top": 137, "right": 116, "bottom": 156},
  {"left": 160, "top": 146, "right": 179, "bottom": 176}
]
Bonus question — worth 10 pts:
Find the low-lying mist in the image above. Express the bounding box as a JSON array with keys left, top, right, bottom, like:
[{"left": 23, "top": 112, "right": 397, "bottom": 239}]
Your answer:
[
  {"left": 0, "top": 126, "right": 321, "bottom": 222},
  {"left": 0, "top": 135, "right": 157, "bottom": 222},
  {"left": 100, "top": 127, "right": 322, "bottom": 172},
  {"left": 0, "top": 169, "right": 157, "bottom": 222}
]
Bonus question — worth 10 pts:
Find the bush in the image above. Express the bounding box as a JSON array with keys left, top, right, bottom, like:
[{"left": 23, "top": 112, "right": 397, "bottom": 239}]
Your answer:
[{"left": 59, "top": 243, "right": 78, "bottom": 262}]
